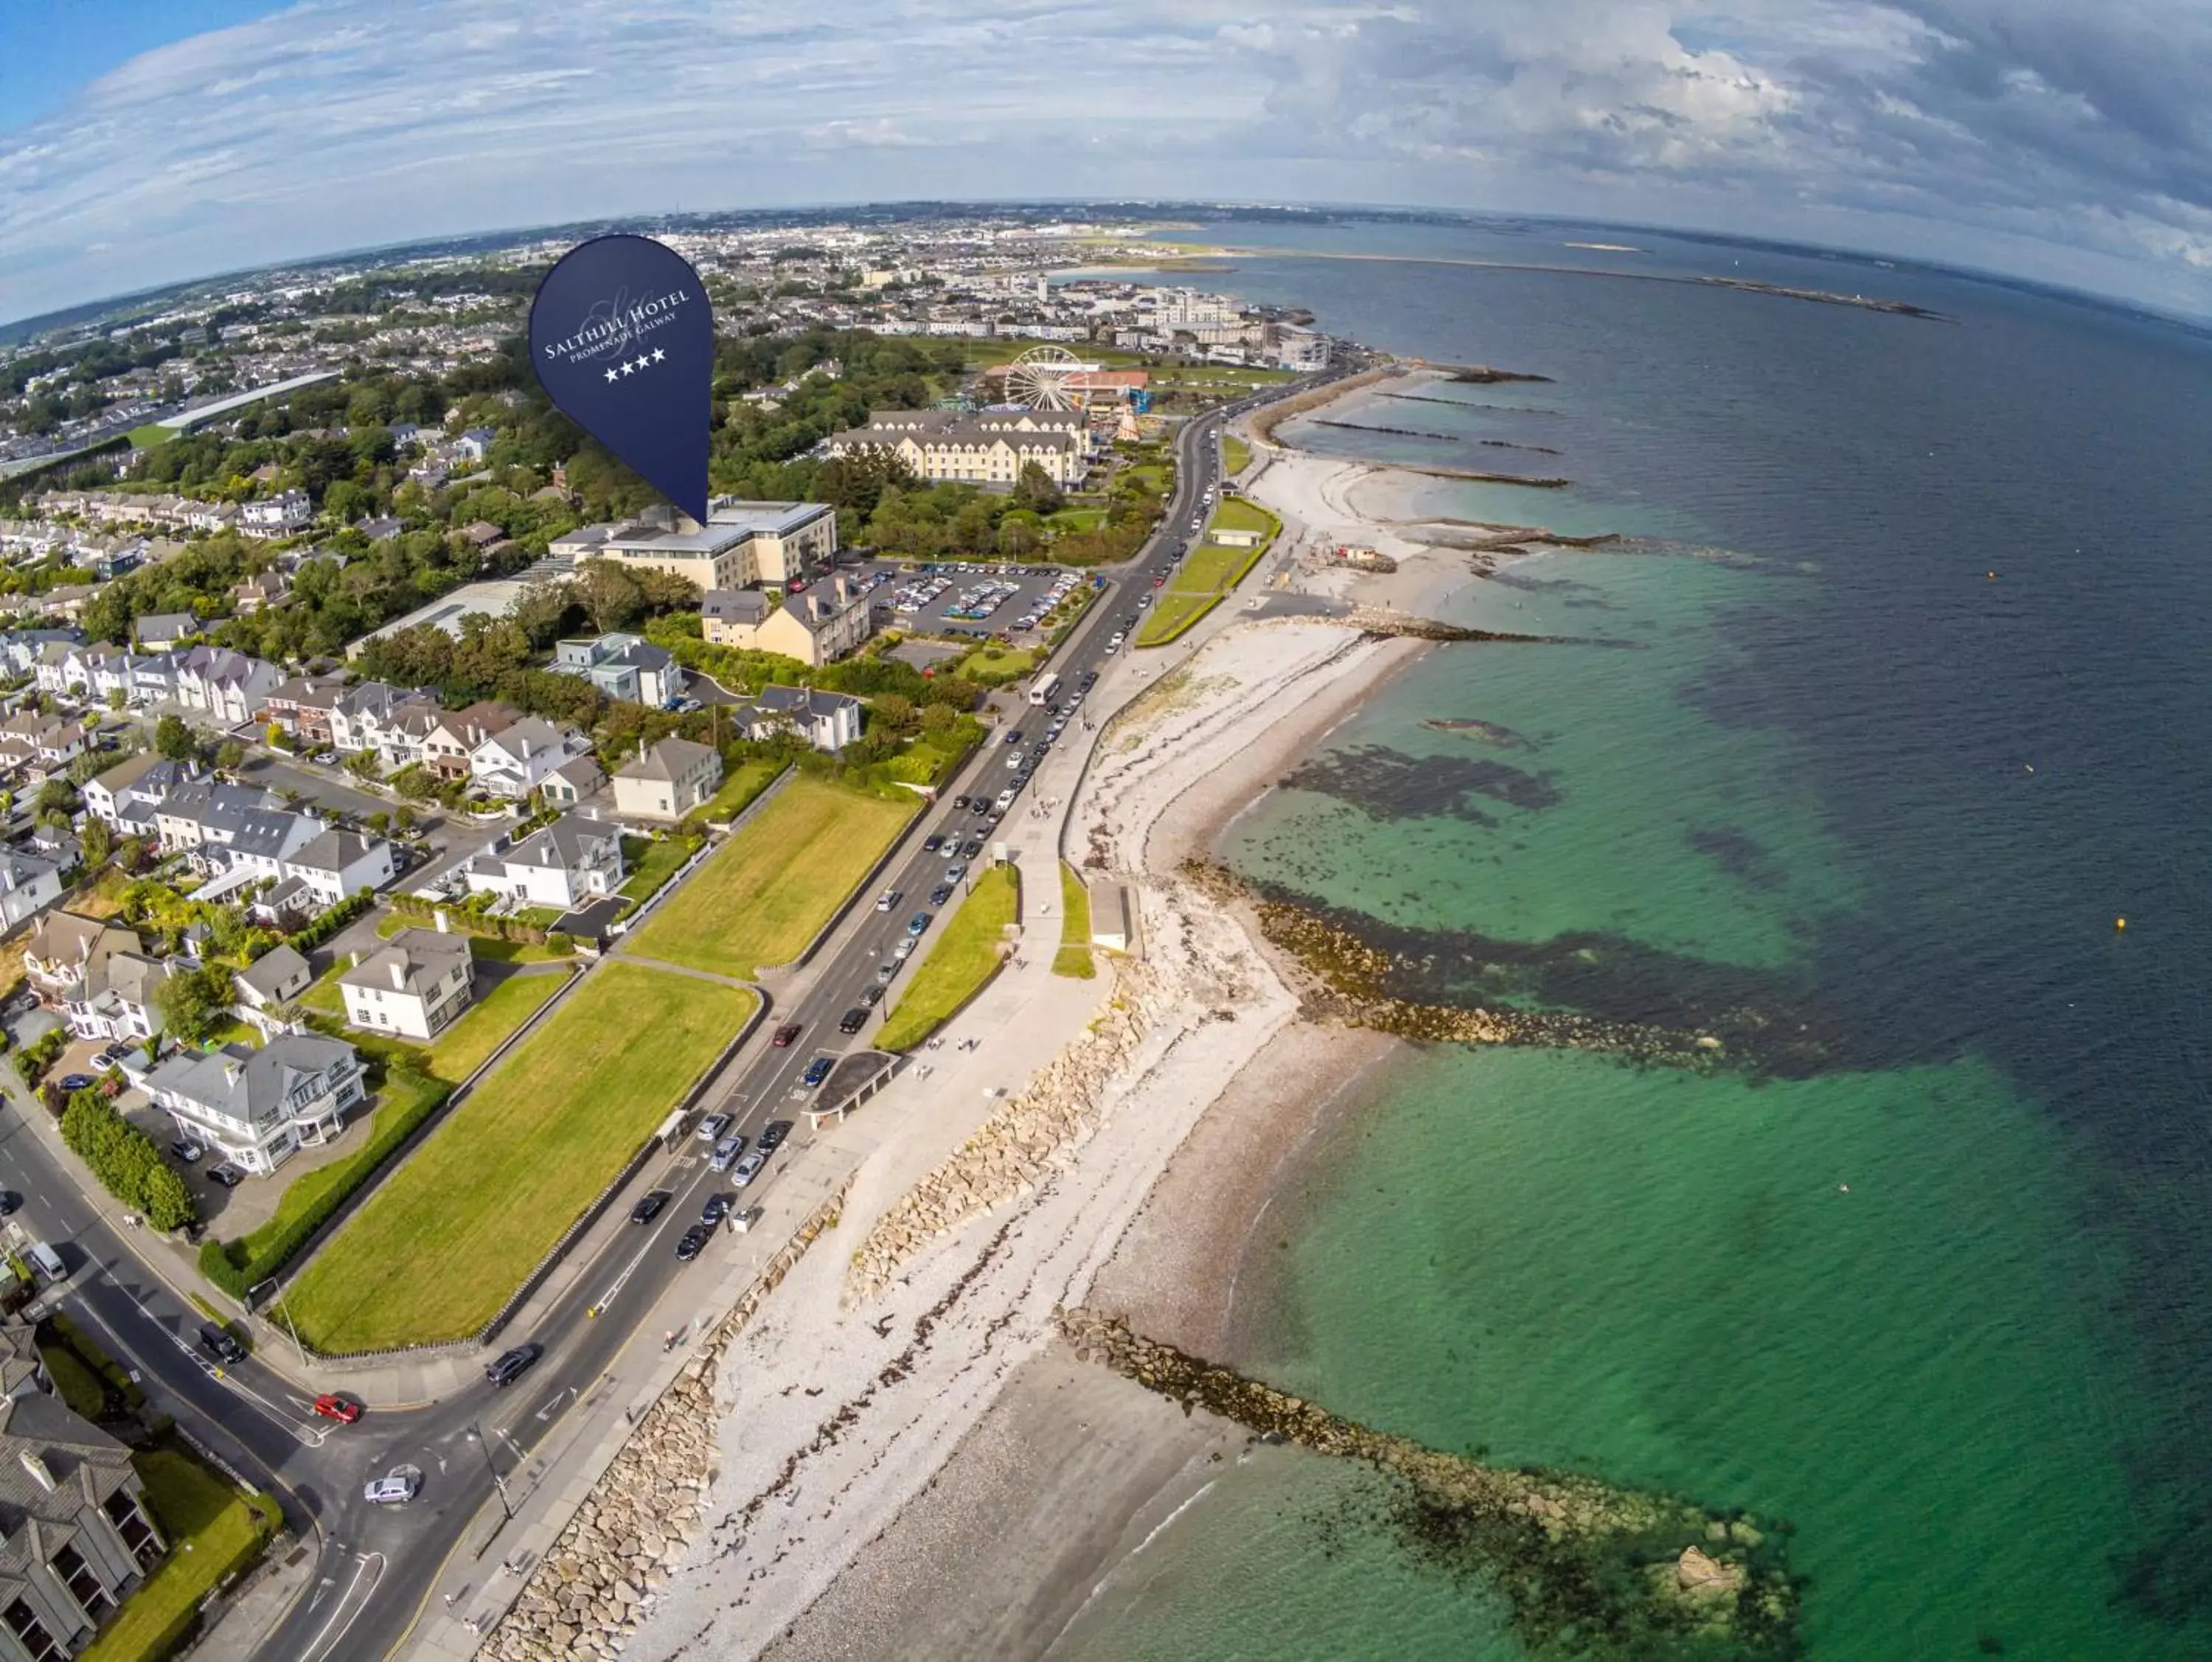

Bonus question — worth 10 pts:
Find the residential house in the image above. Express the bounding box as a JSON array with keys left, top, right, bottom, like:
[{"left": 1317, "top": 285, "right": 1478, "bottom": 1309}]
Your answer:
[
  {"left": 540, "top": 754, "right": 606, "bottom": 807},
  {"left": 143, "top": 1034, "right": 366, "bottom": 1175},
  {"left": 81, "top": 756, "right": 201, "bottom": 834},
  {"left": 700, "top": 574, "right": 874, "bottom": 667},
  {"left": 260, "top": 674, "right": 350, "bottom": 746},
  {"left": 281, "top": 828, "right": 394, "bottom": 905},
  {"left": 453, "top": 427, "right": 497, "bottom": 462},
  {"left": 229, "top": 571, "right": 290, "bottom": 613},
  {"left": 153, "top": 784, "right": 324, "bottom": 883},
  {"left": 734, "top": 684, "right": 864, "bottom": 753},
  {"left": 21, "top": 914, "right": 136, "bottom": 1006},
  {"left": 232, "top": 943, "right": 312, "bottom": 1027},
  {"left": 0, "top": 1389, "right": 168, "bottom": 1658},
  {"left": 0, "top": 850, "right": 63, "bottom": 933},
  {"left": 549, "top": 634, "right": 686, "bottom": 708},
  {"left": 173, "top": 647, "right": 282, "bottom": 727},
  {"left": 611, "top": 738, "right": 723, "bottom": 821},
  {"left": 462, "top": 813, "right": 625, "bottom": 911},
  {"left": 0, "top": 713, "right": 86, "bottom": 780},
  {"left": 246, "top": 875, "right": 318, "bottom": 933},
  {"left": 358, "top": 514, "right": 405, "bottom": 540},
  {"left": 132, "top": 613, "right": 198, "bottom": 651},
  {"left": 327, "top": 681, "right": 435, "bottom": 762},
  {"left": 0, "top": 1321, "right": 50, "bottom": 1405},
  {"left": 424, "top": 701, "right": 519, "bottom": 783},
  {"left": 62, "top": 948, "right": 172, "bottom": 1044},
  {"left": 239, "top": 489, "right": 313, "bottom": 538},
  {"left": 338, "top": 928, "right": 473, "bottom": 1040},
  {"left": 467, "top": 716, "right": 594, "bottom": 801}
]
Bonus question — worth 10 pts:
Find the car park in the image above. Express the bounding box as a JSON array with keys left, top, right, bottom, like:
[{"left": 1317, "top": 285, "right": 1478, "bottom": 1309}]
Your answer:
[
  {"left": 313, "top": 1394, "right": 362, "bottom": 1423},
  {"left": 731, "top": 1150, "right": 769, "bottom": 1187},
  {"left": 364, "top": 1473, "right": 420, "bottom": 1506},
  {"left": 801, "top": 1056, "right": 835, "bottom": 1088},
  {"left": 838, "top": 1007, "right": 869, "bottom": 1034},
  {"left": 631, "top": 1189, "right": 672, "bottom": 1224},
  {"left": 675, "top": 1225, "right": 710, "bottom": 1262},
  {"left": 487, "top": 1344, "right": 541, "bottom": 1387},
  {"left": 710, "top": 1134, "right": 746, "bottom": 1171},
  {"left": 758, "top": 1119, "right": 793, "bottom": 1152},
  {"left": 696, "top": 1113, "right": 732, "bottom": 1143}
]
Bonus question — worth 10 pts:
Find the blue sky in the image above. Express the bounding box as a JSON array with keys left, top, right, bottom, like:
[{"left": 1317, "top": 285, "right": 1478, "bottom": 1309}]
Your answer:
[{"left": 1, "top": 0, "right": 2209, "bottom": 326}]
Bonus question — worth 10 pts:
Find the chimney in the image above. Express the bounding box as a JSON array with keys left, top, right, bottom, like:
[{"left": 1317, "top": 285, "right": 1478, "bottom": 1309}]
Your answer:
[
  {"left": 389, "top": 958, "right": 407, "bottom": 991},
  {"left": 434, "top": 908, "right": 450, "bottom": 934},
  {"left": 18, "top": 1453, "right": 54, "bottom": 1493}
]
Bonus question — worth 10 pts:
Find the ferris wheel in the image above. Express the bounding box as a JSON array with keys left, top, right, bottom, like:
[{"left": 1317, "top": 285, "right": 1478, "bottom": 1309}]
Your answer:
[{"left": 1003, "top": 344, "right": 1094, "bottom": 411}]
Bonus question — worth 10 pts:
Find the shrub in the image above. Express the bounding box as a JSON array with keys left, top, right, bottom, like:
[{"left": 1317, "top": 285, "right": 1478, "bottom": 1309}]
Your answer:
[
  {"left": 283, "top": 891, "right": 375, "bottom": 954},
  {"left": 60, "top": 1088, "right": 198, "bottom": 1231}
]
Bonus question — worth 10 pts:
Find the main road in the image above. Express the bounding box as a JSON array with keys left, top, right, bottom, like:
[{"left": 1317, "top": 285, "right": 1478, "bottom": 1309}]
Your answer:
[{"left": 0, "top": 367, "right": 1342, "bottom": 1662}]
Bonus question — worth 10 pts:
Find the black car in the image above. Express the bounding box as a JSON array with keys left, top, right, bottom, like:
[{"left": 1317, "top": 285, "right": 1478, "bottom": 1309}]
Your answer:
[
  {"left": 630, "top": 1189, "right": 672, "bottom": 1225},
  {"left": 922, "top": 834, "right": 945, "bottom": 853},
  {"left": 758, "top": 1119, "right": 793, "bottom": 1153},
  {"left": 858, "top": 983, "right": 885, "bottom": 1006},
  {"left": 838, "top": 1007, "right": 869, "bottom": 1034},
  {"left": 486, "top": 1343, "right": 540, "bottom": 1387},
  {"left": 57, "top": 1074, "right": 94, "bottom": 1093},
  {"left": 952, "top": 795, "right": 971, "bottom": 810},
  {"left": 1004, "top": 729, "right": 1023, "bottom": 746},
  {"left": 929, "top": 884, "right": 953, "bottom": 906},
  {"left": 675, "top": 1225, "right": 710, "bottom": 1262},
  {"left": 1079, "top": 670, "right": 1097, "bottom": 688},
  {"left": 197, "top": 1323, "right": 246, "bottom": 1366},
  {"left": 0, "top": 1192, "right": 18, "bottom": 1216},
  {"left": 206, "top": 1164, "right": 244, "bottom": 1189},
  {"left": 961, "top": 838, "right": 985, "bottom": 859},
  {"left": 700, "top": 1193, "right": 732, "bottom": 1226}
]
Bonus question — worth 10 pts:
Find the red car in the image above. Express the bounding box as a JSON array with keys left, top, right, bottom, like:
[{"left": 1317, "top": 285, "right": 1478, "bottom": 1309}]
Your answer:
[
  {"left": 1152, "top": 573, "right": 1166, "bottom": 588},
  {"left": 771, "top": 1023, "right": 802, "bottom": 1048},
  {"left": 312, "top": 1394, "right": 361, "bottom": 1424}
]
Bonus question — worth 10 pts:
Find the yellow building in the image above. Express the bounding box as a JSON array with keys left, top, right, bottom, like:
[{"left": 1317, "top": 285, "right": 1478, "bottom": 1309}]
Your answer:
[
  {"left": 550, "top": 501, "right": 838, "bottom": 593},
  {"left": 700, "top": 575, "right": 876, "bottom": 667},
  {"left": 824, "top": 410, "right": 1088, "bottom": 488}
]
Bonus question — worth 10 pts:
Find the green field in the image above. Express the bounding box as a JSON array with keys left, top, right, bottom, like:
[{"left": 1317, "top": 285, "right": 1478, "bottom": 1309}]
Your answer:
[
  {"left": 625, "top": 776, "right": 918, "bottom": 978},
  {"left": 700, "top": 757, "right": 787, "bottom": 821},
  {"left": 81, "top": 1449, "right": 278, "bottom": 1662},
  {"left": 877, "top": 867, "right": 1020, "bottom": 1050},
  {"left": 1054, "top": 862, "right": 1096, "bottom": 978},
  {"left": 125, "top": 423, "right": 178, "bottom": 451},
  {"left": 956, "top": 644, "right": 1042, "bottom": 684},
  {"left": 299, "top": 959, "right": 567, "bottom": 1076},
  {"left": 279, "top": 964, "right": 751, "bottom": 1351},
  {"left": 1222, "top": 434, "right": 1252, "bottom": 476},
  {"left": 1133, "top": 592, "right": 1225, "bottom": 647},
  {"left": 1135, "top": 498, "right": 1281, "bottom": 647},
  {"left": 1211, "top": 496, "right": 1278, "bottom": 537},
  {"left": 618, "top": 833, "right": 699, "bottom": 905}
]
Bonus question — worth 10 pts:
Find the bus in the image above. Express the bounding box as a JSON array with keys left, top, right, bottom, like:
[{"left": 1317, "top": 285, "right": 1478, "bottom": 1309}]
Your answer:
[{"left": 1029, "top": 672, "right": 1061, "bottom": 707}]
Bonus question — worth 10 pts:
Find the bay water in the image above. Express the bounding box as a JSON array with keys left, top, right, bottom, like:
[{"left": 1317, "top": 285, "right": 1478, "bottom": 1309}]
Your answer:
[{"left": 1051, "top": 219, "right": 2212, "bottom": 1658}]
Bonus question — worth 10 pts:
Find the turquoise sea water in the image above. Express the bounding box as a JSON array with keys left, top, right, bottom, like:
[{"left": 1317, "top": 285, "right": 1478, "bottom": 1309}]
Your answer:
[{"left": 1050, "top": 219, "right": 2212, "bottom": 1659}]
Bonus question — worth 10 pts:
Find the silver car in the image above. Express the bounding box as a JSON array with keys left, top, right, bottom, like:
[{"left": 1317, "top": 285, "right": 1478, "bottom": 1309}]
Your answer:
[
  {"left": 364, "top": 1472, "right": 420, "bottom": 1506},
  {"left": 731, "top": 1150, "right": 769, "bottom": 1188},
  {"left": 709, "top": 1134, "right": 745, "bottom": 1172}
]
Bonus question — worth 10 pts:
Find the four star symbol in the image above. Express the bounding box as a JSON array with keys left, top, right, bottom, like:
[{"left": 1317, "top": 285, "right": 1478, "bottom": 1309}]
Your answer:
[{"left": 598, "top": 351, "right": 668, "bottom": 383}]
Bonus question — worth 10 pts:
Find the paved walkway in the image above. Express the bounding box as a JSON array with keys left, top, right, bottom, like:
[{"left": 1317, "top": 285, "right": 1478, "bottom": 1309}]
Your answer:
[{"left": 611, "top": 956, "right": 757, "bottom": 990}]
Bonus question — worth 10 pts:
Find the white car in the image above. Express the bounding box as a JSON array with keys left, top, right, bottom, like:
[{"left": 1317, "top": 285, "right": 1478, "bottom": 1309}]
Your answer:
[
  {"left": 995, "top": 789, "right": 1016, "bottom": 810},
  {"left": 874, "top": 888, "right": 902, "bottom": 912},
  {"left": 695, "top": 1113, "right": 732, "bottom": 1144},
  {"left": 364, "top": 1473, "right": 420, "bottom": 1506},
  {"left": 1004, "top": 749, "right": 1024, "bottom": 769},
  {"left": 709, "top": 1135, "right": 745, "bottom": 1172},
  {"left": 894, "top": 937, "right": 917, "bottom": 962}
]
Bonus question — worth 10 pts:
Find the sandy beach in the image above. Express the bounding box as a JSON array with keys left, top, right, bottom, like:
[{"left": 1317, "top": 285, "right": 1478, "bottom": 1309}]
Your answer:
[{"left": 610, "top": 382, "right": 1495, "bottom": 1662}]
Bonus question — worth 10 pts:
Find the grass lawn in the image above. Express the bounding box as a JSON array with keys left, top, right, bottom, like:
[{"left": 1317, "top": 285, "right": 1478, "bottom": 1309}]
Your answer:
[
  {"left": 1222, "top": 433, "right": 1252, "bottom": 476},
  {"left": 625, "top": 776, "right": 918, "bottom": 979},
  {"left": 1135, "top": 500, "right": 1281, "bottom": 649},
  {"left": 1211, "top": 496, "right": 1278, "bottom": 538},
  {"left": 124, "top": 422, "right": 178, "bottom": 451},
  {"left": 618, "top": 833, "right": 701, "bottom": 905},
  {"left": 1054, "top": 863, "right": 1096, "bottom": 978},
  {"left": 956, "top": 644, "right": 1040, "bottom": 684},
  {"left": 701, "top": 758, "right": 787, "bottom": 821},
  {"left": 71, "top": 866, "right": 134, "bottom": 919},
  {"left": 1133, "top": 592, "right": 1225, "bottom": 648},
  {"left": 279, "top": 964, "right": 750, "bottom": 1351},
  {"left": 80, "top": 1447, "right": 278, "bottom": 1662},
  {"left": 423, "top": 970, "right": 568, "bottom": 1081},
  {"left": 877, "top": 867, "right": 1020, "bottom": 1051},
  {"left": 1046, "top": 507, "right": 1105, "bottom": 535}
]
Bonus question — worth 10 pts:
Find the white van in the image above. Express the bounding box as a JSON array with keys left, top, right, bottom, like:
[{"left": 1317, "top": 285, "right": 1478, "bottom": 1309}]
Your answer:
[{"left": 24, "top": 1243, "right": 64, "bottom": 1282}]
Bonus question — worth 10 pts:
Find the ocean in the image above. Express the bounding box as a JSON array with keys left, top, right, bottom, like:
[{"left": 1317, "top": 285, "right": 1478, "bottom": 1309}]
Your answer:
[{"left": 1049, "top": 219, "right": 2212, "bottom": 1658}]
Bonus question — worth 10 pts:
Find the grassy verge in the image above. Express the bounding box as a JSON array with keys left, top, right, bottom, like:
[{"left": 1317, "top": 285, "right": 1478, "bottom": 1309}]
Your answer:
[
  {"left": 1053, "top": 862, "right": 1097, "bottom": 978},
  {"left": 278, "top": 965, "right": 751, "bottom": 1351},
  {"left": 624, "top": 776, "right": 917, "bottom": 978},
  {"left": 617, "top": 833, "right": 700, "bottom": 905},
  {"left": 423, "top": 970, "right": 568, "bottom": 1079},
  {"left": 876, "top": 867, "right": 1020, "bottom": 1051},
  {"left": 701, "top": 757, "right": 787, "bottom": 821},
  {"left": 1222, "top": 433, "right": 1252, "bottom": 476},
  {"left": 80, "top": 1447, "right": 279, "bottom": 1662},
  {"left": 1211, "top": 496, "right": 1277, "bottom": 538},
  {"left": 1133, "top": 592, "right": 1225, "bottom": 647},
  {"left": 1135, "top": 498, "right": 1281, "bottom": 648},
  {"left": 125, "top": 423, "right": 178, "bottom": 451}
]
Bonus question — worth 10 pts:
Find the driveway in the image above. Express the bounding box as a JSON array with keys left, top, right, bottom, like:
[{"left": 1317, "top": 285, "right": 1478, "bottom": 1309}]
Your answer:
[{"left": 237, "top": 754, "right": 391, "bottom": 820}]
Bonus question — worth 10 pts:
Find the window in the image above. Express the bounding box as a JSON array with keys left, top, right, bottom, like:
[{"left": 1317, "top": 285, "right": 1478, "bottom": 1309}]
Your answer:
[
  {"left": 104, "top": 1490, "right": 161, "bottom": 1565},
  {"left": 49, "top": 1544, "right": 112, "bottom": 1621},
  {"left": 2, "top": 1598, "right": 63, "bottom": 1662}
]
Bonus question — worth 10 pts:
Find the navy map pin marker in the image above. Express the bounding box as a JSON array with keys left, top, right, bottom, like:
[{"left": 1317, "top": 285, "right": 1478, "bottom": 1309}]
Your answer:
[{"left": 529, "top": 234, "right": 714, "bottom": 523}]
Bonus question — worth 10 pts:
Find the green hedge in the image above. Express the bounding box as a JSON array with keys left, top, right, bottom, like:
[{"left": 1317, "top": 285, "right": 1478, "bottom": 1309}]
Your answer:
[
  {"left": 60, "top": 1089, "right": 197, "bottom": 1231},
  {"left": 283, "top": 891, "right": 375, "bottom": 953},
  {"left": 387, "top": 893, "right": 549, "bottom": 943},
  {"left": 198, "top": 1067, "right": 451, "bottom": 1301}
]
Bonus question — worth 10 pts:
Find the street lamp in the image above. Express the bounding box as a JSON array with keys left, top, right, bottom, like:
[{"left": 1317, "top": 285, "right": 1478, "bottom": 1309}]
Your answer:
[{"left": 467, "top": 1422, "right": 514, "bottom": 1524}]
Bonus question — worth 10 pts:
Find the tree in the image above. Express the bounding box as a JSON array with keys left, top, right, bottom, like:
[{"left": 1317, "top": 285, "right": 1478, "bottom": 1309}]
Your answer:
[
  {"left": 79, "top": 818, "right": 113, "bottom": 870},
  {"left": 215, "top": 740, "right": 246, "bottom": 774},
  {"left": 156, "top": 964, "right": 234, "bottom": 1044},
  {"left": 33, "top": 779, "right": 75, "bottom": 819},
  {"left": 155, "top": 714, "right": 200, "bottom": 762},
  {"left": 1012, "top": 461, "right": 1065, "bottom": 515},
  {"left": 394, "top": 804, "right": 417, "bottom": 832},
  {"left": 572, "top": 559, "right": 645, "bottom": 633},
  {"left": 105, "top": 688, "right": 125, "bottom": 712}
]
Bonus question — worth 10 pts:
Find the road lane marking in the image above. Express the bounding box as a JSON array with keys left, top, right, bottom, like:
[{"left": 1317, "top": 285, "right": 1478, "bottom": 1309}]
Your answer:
[{"left": 300, "top": 1550, "right": 384, "bottom": 1662}]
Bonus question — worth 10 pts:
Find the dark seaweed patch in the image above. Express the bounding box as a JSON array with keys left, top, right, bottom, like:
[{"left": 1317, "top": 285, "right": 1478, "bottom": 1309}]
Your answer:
[
  {"left": 1686, "top": 827, "right": 1786, "bottom": 891},
  {"left": 1281, "top": 744, "right": 1562, "bottom": 821}
]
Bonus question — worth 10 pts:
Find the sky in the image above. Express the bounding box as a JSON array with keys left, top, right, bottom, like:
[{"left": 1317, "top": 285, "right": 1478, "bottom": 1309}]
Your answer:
[{"left": 2, "top": 0, "right": 2210, "bottom": 326}]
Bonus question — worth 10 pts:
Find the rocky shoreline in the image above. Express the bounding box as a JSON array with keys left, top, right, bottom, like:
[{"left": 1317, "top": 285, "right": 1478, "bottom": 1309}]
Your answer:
[{"left": 1058, "top": 1308, "right": 1799, "bottom": 1657}]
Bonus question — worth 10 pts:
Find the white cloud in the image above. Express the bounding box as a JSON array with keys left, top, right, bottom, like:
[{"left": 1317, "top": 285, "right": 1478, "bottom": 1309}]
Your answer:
[{"left": 1, "top": 0, "right": 2210, "bottom": 321}]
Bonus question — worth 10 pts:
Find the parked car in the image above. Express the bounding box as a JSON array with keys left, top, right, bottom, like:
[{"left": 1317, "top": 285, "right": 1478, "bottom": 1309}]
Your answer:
[
  {"left": 485, "top": 1344, "right": 540, "bottom": 1388},
  {"left": 929, "top": 885, "right": 953, "bottom": 907},
  {"left": 874, "top": 889, "right": 902, "bottom": 912},
  {"left": 197, "top": 1323, "right": 246, "bottom": 1365},
  {"left": 57, "top": 1074, "right": 94, "bottom": 1093},
  {"left": 859, "top": 983, "right": 886, "bottom": 1006},
  {"left": 731, "top": 1150, "right": 768, "bottom": 1188},
  {"left": 696, "top": 1113, "right": 732, "bottom": 1143},
  {"left": 875, "top": 962, "right": 897, "bottom": 984},
  {"left": 709, "top": 1135, "right": 745, "bottom": 1172},
  {"left": 772, "top": 1022, "right": 803, "bottom": 1047},
  {"left": 630, "top": 1189, "right": 672, "bottom": 1225},
  {"left": 206, "top": 1164, "right": 244, "bottom": 1189},
  {"left": 893, "top": 937, "right": 917, "bottom": 962},
  {"left": 922, "top": 834, "right": 945, "bottom": 854},
  {"left": 943, "top": 863, "right": 967, "bottom": 883},
  {"left": 838, "top": 1008, "right": 869, "bottom": 1035},
  {"left": 170, "top": 1139, "right": 203, "bottom": 1164},
  {"left": 801, "top": 1056, "right": 835, "bottom": 1088},
  {"left": 313, "top": 1394, "right": 362, "bottom": 1424},
  {"left": 675, "top": 1225, "right": 710, "bottom": 1262},
  {"left": 364, "top": 1473, "right": 420, "bottom": 1506},
  {"left": 758, "top": 1119, "right": 793, "bottom": 1152},
  {"left": 961, "top": 838, "right": 986, "bottom": 859},
  {"left": 0, "top": 1193, "right": 18, "bottom": 1217},
  {"left": 952, "top": 796, "right": 971, "bottom": 810},
  {"left": 1003, "top": 729, "right": 1024, "bottom": 747},
  {"left": 995, "top": 790, "right": 1015, "bottom": 810},
  {"left": 700, "top": 1193, "right": 732, "bottom": 1226},
  {"left": 908, "top": 912, "right": 933, "bottom": 936}
]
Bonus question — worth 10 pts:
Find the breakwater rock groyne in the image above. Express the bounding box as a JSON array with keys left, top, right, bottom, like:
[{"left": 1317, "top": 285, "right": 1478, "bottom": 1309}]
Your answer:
[
  {"left": 1332, "top": 607, "right": 1636, "bottom": 647},
  {"left": 1059, "top": 1307, "right": 1798, "bottom": 1658},
  {"left": 1248, "top": 367, "right": 1406, "bottom": 445},
  {"left": 1439, "top": 364, "right": 1557, "bottom": 384}
]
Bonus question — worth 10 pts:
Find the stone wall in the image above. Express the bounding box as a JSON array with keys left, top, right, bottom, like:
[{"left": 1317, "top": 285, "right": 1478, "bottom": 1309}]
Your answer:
[
  {"left": 842, "top": 968, "right": 1155, "bottom": 1307},
  {"left": 481, "top": 1183, "right": 849, "bottom": 1662}
]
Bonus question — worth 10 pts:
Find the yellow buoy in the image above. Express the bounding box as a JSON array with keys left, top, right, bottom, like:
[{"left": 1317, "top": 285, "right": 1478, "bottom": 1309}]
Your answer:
[{"left": 2115, "top": 917, "right": 2127, "bottom": 931}]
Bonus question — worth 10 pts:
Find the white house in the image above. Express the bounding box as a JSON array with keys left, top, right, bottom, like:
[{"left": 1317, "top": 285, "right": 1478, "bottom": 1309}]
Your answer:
[
  {"left": 0, "top": 849, "right": 63, "bottom": 933},
  {"left": 173, "top": 647, "right": 282, "bottom": 727},
  {"left": 611, "top": 738, "right": 723, "bottom": 821},
  {"left": 462, "top": 813, "right": 625, "bottom": 911},
  {"left": 232, "top": 943, "right": 312, "bottom": 1028},
  {"left": 83, "top": 755, "right": 203, "bottom": 832},
  {"left": 338, "top": 928, "right": 474, "bottom": 1041},
  {"left": 549, "top": 635, "right": 686, "bottom": 708},
  {"left": 142, "top": 1035, "right": 366, "bottom": 1175},
  {"left": 540, "top": 753, "right": 607, "bottom": 807},
  {"left": 240, "top": 489, "right": 313, "bottom": 538},
  {"left": 735, "top": 685, "right": 864, "bottom": 753},
  {"left": 62, "top": 948, "right": 171, "bottom": 1044},
  {"left": 468, "top": 716, "right": 594, "bottom": 801},
  {"left": 281, "top": 828, "right": 394, "bottom": 905}
]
